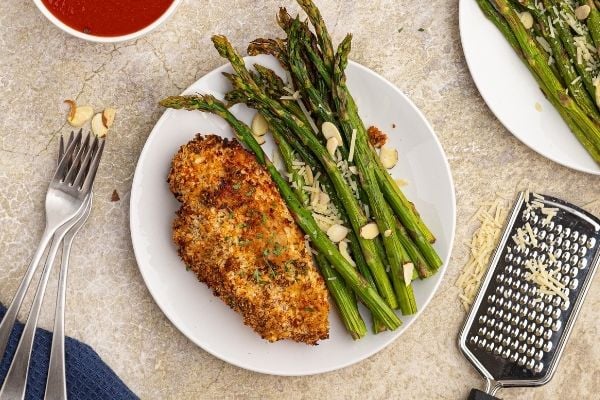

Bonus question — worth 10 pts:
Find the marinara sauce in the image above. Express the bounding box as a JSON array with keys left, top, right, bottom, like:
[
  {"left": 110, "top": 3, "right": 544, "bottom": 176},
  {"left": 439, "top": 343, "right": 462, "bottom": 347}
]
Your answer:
[{"left": 41, "top": 0, "right": 174, "bottom": 37}]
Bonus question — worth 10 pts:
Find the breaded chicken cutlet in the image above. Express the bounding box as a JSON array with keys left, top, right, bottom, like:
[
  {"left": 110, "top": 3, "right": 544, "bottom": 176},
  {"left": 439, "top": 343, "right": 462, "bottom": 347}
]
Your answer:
[{"left": 168, "top": 134, "right": 329, "bottom": 344}]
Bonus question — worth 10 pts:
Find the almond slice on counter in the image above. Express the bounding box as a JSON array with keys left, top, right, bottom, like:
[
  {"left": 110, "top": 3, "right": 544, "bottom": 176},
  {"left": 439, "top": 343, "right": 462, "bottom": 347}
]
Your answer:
[
  {"left": 91, "top": 113, "right": 108, "bottom": 138},
  {"left": 65, "top": 100, "right": 93, "bottom": 127},
  {"left": 102, "top": 108, "right": 116, "bottom": 128}
]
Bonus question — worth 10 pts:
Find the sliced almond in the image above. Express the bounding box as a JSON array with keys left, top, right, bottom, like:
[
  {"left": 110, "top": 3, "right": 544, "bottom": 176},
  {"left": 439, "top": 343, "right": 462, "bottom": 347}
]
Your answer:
[
  {"left": 91, "top": 113, "right": 108, "bottom": 138},
  {"left": 339, "top": 240, "right": 356, "bottom": 266},
  {"left": 360, "top": 222, "right": 379, "bottom": 239},
  {"left": 321, "top": 121, "right": 343, "bottom": 143},
  {"left": 251, "top": 113, "right": 269, "bottom": 136},
  {"left": 575, "top": 5, "right": 591, "bottom": 20},
  {"left": 254, "top": 135, "right": 266, "bottom": 145},
  {"left": 403, "top": 263, "right": 415, "bottom": 286},
  {"left": 519, "top": 12, "right": 533, "bottom": 30},
  {"left": 102, "top": 108, "right": 116, "bottom": 128},
  {"left": 384, "top": 229, "right": 392, "bottom": 237},
  {"left": 65, "top": 100, "right": 93, "bottom": 127},
  {"left": 395, "top": 178, "right": 408, "bottom": 188},
  {"left": 327, "top": 224, "right": 349, "bottom": 243},
  {"left": 379, "top": 146, "right": 398, "bottom": 169},
  {"left": 326, "top": 137, "right": 339, "bottom": 157},
  {"left": 64, "top": 99, "right": 77, "bottom": 121}
]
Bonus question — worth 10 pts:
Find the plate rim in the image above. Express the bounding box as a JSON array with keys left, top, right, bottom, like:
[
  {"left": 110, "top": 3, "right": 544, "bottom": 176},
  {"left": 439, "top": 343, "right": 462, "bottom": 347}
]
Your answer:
[
  {"left": 458, "top": 0, "right": 600, "bottom": 176},
  {"left": 129, "top": 58, "right": 457, "bottom": 376}
]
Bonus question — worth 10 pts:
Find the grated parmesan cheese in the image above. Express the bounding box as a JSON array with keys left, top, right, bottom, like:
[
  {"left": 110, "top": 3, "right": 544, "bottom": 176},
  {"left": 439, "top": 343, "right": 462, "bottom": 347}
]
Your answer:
[
  {"left": 348, "top": 129, "right": 357, "bottom": 163},
  {"left": 456, "top": 196, "right": 509, "bottom": 310},
  {"left": 524, "top": 259, "right": 568, "bottom": 301}
]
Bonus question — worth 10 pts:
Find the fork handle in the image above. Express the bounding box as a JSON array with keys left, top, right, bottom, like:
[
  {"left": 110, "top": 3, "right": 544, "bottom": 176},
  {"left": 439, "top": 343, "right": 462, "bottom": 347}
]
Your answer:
[
  {"left": 44, "top": 238, "right": 74, "bottom": 400},
  {"left": 0, "top": 228, "right": 53, "bottom": 361},
  {"left": 0, "top": 233, "right": 65, "bottom": 400}
]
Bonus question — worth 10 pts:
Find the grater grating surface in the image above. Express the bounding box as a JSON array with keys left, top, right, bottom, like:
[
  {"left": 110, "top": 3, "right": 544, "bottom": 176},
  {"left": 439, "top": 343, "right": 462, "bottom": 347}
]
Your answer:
[{"left": 459, "top": 192, "right": 600, "bottom": 396}]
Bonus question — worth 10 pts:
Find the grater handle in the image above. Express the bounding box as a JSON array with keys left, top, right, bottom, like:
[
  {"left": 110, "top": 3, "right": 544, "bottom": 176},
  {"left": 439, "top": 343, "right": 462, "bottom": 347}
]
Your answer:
[{"left": 467, "top": 389, "right": 501, "bottom": 400}]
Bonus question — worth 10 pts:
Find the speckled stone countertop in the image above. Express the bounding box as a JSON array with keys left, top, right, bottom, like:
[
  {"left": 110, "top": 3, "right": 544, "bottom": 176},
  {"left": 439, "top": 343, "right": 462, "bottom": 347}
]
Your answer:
[{"left": 0, "top": 0, "right": 598, "bottom": 398}]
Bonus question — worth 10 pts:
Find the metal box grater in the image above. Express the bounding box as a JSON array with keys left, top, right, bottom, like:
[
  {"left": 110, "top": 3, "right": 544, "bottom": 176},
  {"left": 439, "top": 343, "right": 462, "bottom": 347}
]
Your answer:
[{"left": 459, "top": 192, "right": 600, "bottom": 399}]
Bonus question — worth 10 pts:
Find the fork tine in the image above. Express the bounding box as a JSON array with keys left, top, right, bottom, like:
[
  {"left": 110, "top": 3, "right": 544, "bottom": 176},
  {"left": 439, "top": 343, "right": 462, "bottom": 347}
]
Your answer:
[
  {"left": 53, "top": 131, "right": 82, "bottom": 182},
  {"left": 80, "top": 139, "right": 105, "bottom": 194},
  {"left": 72, "top": 135, "right": 99, "bottom": 189},
  {"left": 63, "top": 133, "right": 91, "bottom": 185},
  {"left": 58, "top": 136, "right": 64, "bottom": 161}
]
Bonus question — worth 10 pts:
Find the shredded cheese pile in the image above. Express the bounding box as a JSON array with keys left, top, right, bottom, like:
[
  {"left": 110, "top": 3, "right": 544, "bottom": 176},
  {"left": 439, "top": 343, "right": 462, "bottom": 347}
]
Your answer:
[
  {"left": 524, "top": 259, "right": 568, "bottom": 301},
  {"left": 457, "top": 190, "right": 571, "bottom": 311},
  {"left": 456, "top": 197, "right": 509, "bottom": 310}
]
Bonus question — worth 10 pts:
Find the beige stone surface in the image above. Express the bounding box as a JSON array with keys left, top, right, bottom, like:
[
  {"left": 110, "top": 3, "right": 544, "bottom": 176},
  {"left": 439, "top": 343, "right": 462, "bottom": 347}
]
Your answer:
[{"left": 0, "top": 0, "right": 598, "bottom": 398}]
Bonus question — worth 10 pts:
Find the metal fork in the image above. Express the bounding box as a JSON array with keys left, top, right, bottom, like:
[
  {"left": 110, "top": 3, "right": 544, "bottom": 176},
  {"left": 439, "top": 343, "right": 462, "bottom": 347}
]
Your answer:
[
  {"left": 45, "top": 137, "right": 94, "bottom": 400},
  {"left": 0, "top": 132, "right": 104, "bottom": 399}
]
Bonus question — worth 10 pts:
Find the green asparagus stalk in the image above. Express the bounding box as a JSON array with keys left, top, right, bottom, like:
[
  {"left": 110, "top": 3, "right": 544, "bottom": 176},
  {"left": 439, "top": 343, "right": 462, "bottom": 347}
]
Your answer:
[
  {"left": 160, "top": 94, "right": 402, "bottom": 330},
  {"left": 333, "top": 35, "right": 443, "bottom": 274},
  {"left": 488, "top": 0, "right": 600, "bottom": 159},
  {"left": 322, "top": 38, "right": 416, "bottom": 314},
  {"left": 521, "top": 0, "right": 600, "bottom": 120},
  {"left": 476, "top": 0, "right": 600, "bottom": 163},
  {"left": 247, "top": 37, "right": 289, "bottom": 69},
  {"left": 542, "top": 0, "right": 598, "bottom": 99},
  {"left": 584, "top": 0, "right": 600, "bottom": 53},
  {"left": 264, "top": 112, "right": 388, "bottom": 332},
  {"left": 296, "top": 0, "right": 335, "bottom": 72},
  {"left": 212, "top": 35, "right": 399, "bottom": 310},
  {"left": 271, "top": 121, "right": 367, "bottom": 339},
  {"left": 314, "top": 253, "right": 367, "bottom": 339},
  {"left": 294, "top": 0, "right": 437, "bottom": 246}
]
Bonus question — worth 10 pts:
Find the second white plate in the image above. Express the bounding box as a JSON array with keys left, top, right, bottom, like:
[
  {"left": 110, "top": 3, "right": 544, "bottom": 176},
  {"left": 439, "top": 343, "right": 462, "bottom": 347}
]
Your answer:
[
  {"left": 130, "top": 55, "right": 456, "bottom": 375},
  {"left": 460, "top": 0, "right": 600, "bottom": 175}
]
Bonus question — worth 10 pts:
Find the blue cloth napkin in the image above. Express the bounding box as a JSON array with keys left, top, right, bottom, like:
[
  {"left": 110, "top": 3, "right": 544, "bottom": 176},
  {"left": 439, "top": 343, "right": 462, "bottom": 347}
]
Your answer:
[{"left": 0, "top": 304, "right": 138, "bottom": 400}]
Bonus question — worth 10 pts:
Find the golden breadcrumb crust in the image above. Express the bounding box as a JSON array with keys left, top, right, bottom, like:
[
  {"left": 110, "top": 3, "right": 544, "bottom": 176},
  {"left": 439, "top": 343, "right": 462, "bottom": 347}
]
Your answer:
[{"left": 168, "top": 135, "right": 329, "bottom": 344}]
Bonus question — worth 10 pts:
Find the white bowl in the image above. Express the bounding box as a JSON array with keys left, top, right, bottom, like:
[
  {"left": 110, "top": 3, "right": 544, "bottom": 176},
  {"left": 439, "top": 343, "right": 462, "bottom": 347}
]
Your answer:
[{"left": 32, "top": 0, "right": 183, "bottom": 43}]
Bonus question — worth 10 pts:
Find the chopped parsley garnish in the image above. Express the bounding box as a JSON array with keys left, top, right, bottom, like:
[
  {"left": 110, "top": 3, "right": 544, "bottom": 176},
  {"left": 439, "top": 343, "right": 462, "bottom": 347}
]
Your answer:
[
  {"left": 232, "top": 182, "right": 241, "bottom": 190},
  {"left": 253, "top": 269, "right": 266, "bottom": 285},
  {"left": 269, "top": 267, "right": 277, "bottom": 279},
  {"left": 273, "top": 242, "right": 284, "bottom": 256}
]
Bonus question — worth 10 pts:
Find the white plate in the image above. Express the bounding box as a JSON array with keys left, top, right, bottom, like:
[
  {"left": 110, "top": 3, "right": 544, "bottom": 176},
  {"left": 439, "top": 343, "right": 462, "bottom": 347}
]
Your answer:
[
  {"left": 130, "top": 55, "right": 456, "bottom": 376},
  {"left": 459, "top": 0, "right": 600, "bottom": 175}
]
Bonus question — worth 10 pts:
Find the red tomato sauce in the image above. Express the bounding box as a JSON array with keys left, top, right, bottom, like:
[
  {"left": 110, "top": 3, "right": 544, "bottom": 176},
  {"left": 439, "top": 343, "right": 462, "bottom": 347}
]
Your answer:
[{"left": 41, "top": 0, "right": 174, "bottom": 37}]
